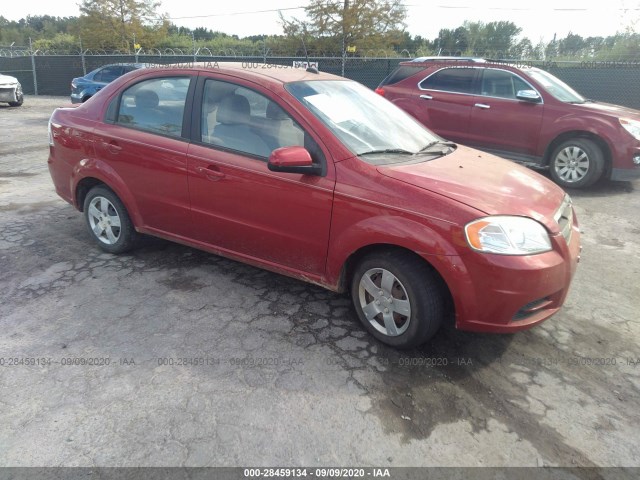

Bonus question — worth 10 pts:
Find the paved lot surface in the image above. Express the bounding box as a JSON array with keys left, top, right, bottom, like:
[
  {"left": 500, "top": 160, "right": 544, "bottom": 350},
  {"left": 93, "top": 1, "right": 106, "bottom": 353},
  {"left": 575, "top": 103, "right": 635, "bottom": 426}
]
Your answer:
[{"left": 1, "top": 97, "right": 639, "bottom": 468}]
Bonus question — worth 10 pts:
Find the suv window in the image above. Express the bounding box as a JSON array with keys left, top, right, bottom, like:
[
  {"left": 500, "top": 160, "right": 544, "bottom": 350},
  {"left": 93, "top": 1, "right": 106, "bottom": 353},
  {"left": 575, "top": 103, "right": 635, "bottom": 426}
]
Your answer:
[
  {"left": 201, "top": 79, "right": 305, "bottom": 158},
  {"left": 379, "top": 66, "right": 424, "bottom": 86},
  {"left": 419, "top": 67, "right": 477, "bottom": 94},
  {"left": 94, "top": 66, "right": 123, "bottom": 83},
  {"left": 480, "top": 69, "right": 532, "bottom": 99},
  {"left": 116, "top": 77, "right": 190, "bottom": 138}
]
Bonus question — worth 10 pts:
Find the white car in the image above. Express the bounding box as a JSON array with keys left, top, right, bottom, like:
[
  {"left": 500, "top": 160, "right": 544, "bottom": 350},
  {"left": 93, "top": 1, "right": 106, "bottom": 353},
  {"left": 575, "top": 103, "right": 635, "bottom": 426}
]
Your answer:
[{"left": 0, "top": 74, "right": 24, "bottom": 107}]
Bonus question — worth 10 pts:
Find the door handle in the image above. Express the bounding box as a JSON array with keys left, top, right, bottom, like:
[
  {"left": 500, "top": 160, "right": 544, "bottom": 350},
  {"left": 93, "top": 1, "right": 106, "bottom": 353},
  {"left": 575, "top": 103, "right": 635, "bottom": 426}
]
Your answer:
[
  {"left": 474, "top": 103, "right": 491, "bottom": 109},
  {"left": 196, "top": 165, "right": 225, "bottom": 181},
  {"left": 102, "top": 141, "right": 122, "bottom": 153},
  {"left": 420, "top": 94, "right": 433, "bottom": 100}
]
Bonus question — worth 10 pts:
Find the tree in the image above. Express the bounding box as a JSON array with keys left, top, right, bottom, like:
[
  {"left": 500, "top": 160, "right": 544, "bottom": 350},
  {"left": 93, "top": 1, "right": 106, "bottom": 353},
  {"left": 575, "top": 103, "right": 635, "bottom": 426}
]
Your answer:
[
  {"left": 281, "top": 0, "right": 407, "bottom": 55},
  {"left": 78, "top": 0, "right": 167, "bottom": 50}
]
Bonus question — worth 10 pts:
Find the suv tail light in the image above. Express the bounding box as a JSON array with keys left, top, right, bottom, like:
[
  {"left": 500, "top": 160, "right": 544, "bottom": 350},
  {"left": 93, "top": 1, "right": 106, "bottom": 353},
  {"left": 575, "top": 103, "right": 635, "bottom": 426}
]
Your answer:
[{"left": 374, "top": 87, "right": 385, "bottom": 96}]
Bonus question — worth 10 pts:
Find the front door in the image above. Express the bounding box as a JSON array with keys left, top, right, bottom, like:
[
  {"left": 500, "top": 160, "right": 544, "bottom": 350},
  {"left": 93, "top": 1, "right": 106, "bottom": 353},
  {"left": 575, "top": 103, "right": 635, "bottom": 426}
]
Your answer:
[
  {"left": 467, "top": 69, "right": 544, "bottom": 158},
  {"left": 187, "top": 77, "right": 335, "bottom": 276}
]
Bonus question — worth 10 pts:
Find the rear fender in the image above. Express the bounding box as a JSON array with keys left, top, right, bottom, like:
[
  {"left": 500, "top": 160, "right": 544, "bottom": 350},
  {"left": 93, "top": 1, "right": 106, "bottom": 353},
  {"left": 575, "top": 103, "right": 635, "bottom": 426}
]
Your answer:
[{"left": 71, "top": 158, "right": 143, "bottom": 228}]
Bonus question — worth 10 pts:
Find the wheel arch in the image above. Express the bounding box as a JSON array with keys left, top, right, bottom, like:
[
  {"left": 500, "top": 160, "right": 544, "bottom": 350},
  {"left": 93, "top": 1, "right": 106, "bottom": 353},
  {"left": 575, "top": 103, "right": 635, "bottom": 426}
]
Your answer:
[
  {"left": 336, "top": 243, "right": 455, "bottom": 323},
  {"left": 73, "top": 171, "right": 143, "bottom": 228},
  {"left": 543, "top": 130, "right": 612, "bottom": 176}
]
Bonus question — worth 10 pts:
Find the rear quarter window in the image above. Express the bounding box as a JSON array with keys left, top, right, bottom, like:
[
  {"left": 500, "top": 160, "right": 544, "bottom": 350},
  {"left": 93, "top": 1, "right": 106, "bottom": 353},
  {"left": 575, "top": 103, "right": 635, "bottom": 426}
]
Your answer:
[{"left": 379, "top": 66, "right": 424, "bottom": 86}]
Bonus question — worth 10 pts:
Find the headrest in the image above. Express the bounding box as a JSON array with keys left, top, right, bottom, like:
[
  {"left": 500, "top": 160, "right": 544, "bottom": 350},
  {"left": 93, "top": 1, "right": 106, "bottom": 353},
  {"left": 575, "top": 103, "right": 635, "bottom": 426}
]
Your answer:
[
  {"left": 266, "top": 101, "right": 289, "bottom": 120},
  {"left": 217, "top": 94, "right": 250, "bottom": 125},
  {"left": 135, "top": 89, "right": 159, "bottom": 109}
]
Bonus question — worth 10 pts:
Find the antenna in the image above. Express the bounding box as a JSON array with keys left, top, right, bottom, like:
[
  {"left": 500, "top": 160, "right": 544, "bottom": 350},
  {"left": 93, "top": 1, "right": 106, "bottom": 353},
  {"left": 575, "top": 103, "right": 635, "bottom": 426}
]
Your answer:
[{"left": 301, "top": 36, "right": 318, "bottom": 74}]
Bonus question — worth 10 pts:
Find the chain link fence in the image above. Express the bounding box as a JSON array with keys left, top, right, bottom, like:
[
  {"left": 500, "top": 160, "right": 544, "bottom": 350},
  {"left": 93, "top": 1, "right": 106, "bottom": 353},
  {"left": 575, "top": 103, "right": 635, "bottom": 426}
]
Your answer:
[{"left": 2, "top": 48, "right": 640, "bottom": 109}]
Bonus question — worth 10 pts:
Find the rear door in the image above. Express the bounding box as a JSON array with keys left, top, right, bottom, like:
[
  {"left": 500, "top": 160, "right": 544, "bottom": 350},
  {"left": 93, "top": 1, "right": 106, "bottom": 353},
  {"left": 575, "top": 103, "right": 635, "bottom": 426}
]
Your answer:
[
  {"left": 94, "top": 75, "right": 195, "bottom": 236},
  {"left": 413, "top": 67, "right": 479, "bottom": 144}
]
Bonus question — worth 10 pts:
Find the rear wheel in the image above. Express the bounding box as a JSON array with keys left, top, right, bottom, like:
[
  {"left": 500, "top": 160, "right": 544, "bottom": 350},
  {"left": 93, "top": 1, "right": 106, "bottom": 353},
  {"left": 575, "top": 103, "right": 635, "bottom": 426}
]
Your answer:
[
  {"left": 350, "top": 251, "right": 445, "bottom": 349},
  {"left": 83, "top": 186, "right": 137, "bottom": 254},
  {"left": 549, "top": 138, "right": 605, "bottom": 189}
]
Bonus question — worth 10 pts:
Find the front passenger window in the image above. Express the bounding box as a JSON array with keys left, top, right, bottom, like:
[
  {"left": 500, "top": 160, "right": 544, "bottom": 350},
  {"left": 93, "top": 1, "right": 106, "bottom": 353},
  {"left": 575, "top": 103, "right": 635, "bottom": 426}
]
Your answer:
[
  {"left": 480, "top": 70, "right": 534, "bottom": 99},
  {"left": 201, "top": 79, "right": 305, "bottom": 158}
]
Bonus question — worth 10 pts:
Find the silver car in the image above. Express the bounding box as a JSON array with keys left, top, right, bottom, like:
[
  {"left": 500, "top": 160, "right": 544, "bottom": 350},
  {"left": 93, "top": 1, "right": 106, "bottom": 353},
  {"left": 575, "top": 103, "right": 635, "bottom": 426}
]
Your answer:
[{"left": 0, "top": 74, "right": 23, "bottom": 107}]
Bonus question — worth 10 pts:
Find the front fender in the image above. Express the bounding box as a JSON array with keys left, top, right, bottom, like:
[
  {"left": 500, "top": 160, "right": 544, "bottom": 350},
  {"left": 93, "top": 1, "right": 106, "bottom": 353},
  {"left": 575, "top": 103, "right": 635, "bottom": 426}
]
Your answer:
[
  {"left": 325, "top": 213, "right": 464, "bottom": 288},
  {"left": 71, "top": 158, "right": 143, "bottom": 228}
]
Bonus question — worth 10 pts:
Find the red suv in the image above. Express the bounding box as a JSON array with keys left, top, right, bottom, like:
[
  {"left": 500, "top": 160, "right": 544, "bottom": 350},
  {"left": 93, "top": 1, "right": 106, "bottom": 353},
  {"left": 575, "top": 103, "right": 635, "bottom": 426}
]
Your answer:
[
  {"left": 47, "top": 62, "right": 580, "bottom": 348},
  {"left": 376, "top": 57, "right": 640, "bottom": 188}
]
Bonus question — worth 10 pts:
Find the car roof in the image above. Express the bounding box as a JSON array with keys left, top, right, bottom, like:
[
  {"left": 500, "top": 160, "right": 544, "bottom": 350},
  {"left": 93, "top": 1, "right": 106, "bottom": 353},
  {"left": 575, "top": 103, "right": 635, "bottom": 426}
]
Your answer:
[
  {"left": 401, "top": 56, "right": 487, "bottom": 65},
  {"left": 398, "top": 57, "right": 541, "bottom": 72},
  {"left": 147, "top": 61, "right": 344, "bottom": 84}
]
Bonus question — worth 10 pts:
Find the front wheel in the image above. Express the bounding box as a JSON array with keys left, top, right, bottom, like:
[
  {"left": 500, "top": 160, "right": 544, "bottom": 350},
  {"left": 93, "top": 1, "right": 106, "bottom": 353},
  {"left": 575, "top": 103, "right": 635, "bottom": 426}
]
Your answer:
[
  {"left": 350, "top": 251, "right": 445, "bottom": 349},
  {"left": 8, "top": 92, "right": 23, "bottom": 107},
  {"left": 549, "top": 138, "right": 605, "bottom": 189},
  {"left": 83, "top": 186, "right": 137, "bottom": 254}
]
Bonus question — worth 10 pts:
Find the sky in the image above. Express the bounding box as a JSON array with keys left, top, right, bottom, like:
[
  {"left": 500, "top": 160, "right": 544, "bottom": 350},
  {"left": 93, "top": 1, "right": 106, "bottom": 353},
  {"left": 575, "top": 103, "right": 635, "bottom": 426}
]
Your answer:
[{"left": 1, "top": 0, "right": 638, "bottom": 43}]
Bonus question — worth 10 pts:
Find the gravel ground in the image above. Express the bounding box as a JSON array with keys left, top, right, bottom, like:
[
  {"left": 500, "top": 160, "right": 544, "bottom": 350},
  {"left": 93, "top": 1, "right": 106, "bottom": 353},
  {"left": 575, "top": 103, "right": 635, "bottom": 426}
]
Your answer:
[{"left": 1, "top": 96, "right": 639, "bottom": 472}]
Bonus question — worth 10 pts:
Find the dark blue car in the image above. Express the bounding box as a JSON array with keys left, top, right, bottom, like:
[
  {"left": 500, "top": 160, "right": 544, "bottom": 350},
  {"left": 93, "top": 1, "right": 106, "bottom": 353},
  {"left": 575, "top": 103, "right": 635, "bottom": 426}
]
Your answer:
[{"left": 71, "top": 63, "right": 144, "bottom": 103}]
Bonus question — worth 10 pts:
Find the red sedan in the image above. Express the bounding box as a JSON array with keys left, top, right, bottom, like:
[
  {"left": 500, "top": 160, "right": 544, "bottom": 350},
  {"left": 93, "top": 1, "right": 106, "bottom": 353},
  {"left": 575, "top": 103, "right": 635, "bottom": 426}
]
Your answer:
[{"left": 47, "top": 62, "right": 581, "bottom": 348}]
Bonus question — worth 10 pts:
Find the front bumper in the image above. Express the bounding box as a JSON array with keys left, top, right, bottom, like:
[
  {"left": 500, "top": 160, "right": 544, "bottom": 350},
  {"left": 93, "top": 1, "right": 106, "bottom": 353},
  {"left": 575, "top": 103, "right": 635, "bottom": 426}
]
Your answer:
[
  {"left": 611, "top": 167, "right": 640, "bottom": 181},
  {"left": 433, "top": 215, "right": 581, "bottom": 333},
  {"left": 0, "top": 85, "right": 19, "bottom": 102}
]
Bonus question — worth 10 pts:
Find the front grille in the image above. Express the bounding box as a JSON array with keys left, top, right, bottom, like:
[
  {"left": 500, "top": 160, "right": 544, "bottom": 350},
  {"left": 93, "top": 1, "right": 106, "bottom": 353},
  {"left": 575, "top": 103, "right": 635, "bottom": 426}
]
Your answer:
[{"left": 554, "top": 195, "right": 573, "bottom": 244}]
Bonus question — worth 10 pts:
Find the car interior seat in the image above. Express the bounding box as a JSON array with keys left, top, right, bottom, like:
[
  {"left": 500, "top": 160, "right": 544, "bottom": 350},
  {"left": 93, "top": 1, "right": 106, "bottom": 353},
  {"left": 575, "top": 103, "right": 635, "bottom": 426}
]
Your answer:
[{"left": 212, "top": 94, "right": 271, "bottom": 157}]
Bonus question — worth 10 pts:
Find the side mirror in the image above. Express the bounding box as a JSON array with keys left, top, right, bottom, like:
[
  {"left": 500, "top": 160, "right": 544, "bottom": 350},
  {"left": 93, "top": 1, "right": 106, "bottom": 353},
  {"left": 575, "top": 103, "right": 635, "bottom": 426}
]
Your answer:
[
  {"left": 267, "top": 146, "right": 322, "bottom": 175},
  {"left": 516, "top": 89, "right": 541, "bottom": 103}
]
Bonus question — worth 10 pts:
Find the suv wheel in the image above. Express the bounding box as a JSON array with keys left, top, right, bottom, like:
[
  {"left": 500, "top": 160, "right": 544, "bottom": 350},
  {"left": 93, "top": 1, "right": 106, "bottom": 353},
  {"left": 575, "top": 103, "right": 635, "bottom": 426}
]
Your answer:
[
  {"left": 350, "top": 251, "right": 445, "bottom": 349},
  {"left": 549, "top": 138, "right": 605, "bottom": 189},
  {"left": 83, "top": 186, "right": 137, "bottom": 254}
]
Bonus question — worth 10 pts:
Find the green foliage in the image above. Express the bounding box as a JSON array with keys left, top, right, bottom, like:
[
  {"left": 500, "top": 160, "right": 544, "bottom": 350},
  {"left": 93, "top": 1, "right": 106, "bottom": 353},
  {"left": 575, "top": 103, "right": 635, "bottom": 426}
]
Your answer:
[
  {"left": 281, "top": 0, "right": 408, "bottom": 55},
  {"left": 2, "top": 8, "right": 640, "bottom": 61},
  {"left": 78, "top": 0, "right": 167, "bottom": 50}
]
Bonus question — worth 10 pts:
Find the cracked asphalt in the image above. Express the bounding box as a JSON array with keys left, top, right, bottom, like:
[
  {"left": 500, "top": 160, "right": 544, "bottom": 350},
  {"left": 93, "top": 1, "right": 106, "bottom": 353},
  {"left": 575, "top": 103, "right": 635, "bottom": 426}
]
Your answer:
[{"left": 1, "top": 97, "right": 639, "bottom": 469}]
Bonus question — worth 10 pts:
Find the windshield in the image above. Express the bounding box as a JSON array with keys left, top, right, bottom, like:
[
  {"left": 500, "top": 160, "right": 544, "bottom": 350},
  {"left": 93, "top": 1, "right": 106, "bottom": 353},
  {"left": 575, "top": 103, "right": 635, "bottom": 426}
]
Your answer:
[
  {"left": 285, "top": 80, "right": 439, "bottom": 157},
  {"left": 528, "top": 69, "right": 585, "bottom": 103}
]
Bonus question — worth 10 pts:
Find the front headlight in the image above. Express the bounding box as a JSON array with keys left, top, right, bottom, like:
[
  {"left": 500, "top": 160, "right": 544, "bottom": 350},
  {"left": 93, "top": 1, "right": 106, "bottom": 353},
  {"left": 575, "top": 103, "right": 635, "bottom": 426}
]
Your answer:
[
  {"left": 619, "top": 118, "right": 640, "bottom": 140},
  {"left": 465, "top": 216, "right": 552, "bottom": 255}
]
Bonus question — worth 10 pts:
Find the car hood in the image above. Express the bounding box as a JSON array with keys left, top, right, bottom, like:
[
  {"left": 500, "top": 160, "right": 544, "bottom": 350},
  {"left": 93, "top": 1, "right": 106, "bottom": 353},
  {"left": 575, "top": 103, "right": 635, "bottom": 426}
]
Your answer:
[
  {"left": 0, "top": 74, "right": 19, "bottom": 85},
  {"left": 572, "top": 100, "right": 640, "bottom": 119},
  {"left": 376, "top": 145, "right": 565, "bottom": 233}
]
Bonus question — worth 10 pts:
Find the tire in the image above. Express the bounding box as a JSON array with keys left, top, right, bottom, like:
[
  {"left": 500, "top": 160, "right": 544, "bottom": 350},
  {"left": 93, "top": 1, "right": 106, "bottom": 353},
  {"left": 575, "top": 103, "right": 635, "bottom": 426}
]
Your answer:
[
  {"left": 83, "top": 186, "right": 137, "bottom": 254},
  {"left": 549, "top": 138, "right": 605, "bottom": 189},
  {"left": 8, "top": 93, "right": 23, "bottom": 107},
  {"left": 350, "top": 250, "right": 445, "bottom": 349}
]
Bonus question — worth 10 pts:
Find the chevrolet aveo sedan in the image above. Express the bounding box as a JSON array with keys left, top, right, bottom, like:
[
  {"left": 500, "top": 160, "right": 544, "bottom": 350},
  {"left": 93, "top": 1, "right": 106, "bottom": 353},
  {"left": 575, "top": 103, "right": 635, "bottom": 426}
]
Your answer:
[{"left": 47, "top": 62, "right": 581, "bottom": 349}]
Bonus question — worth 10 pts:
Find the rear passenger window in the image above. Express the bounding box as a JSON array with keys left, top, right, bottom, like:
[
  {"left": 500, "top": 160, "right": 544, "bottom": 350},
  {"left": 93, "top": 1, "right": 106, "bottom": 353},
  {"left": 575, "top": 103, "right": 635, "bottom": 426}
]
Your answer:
[
  {"left": 116, "top": 77, "right": 190, "bottom": 138},
  {"left": 419, "top": 68, "right": 476, "bottom": 94}
]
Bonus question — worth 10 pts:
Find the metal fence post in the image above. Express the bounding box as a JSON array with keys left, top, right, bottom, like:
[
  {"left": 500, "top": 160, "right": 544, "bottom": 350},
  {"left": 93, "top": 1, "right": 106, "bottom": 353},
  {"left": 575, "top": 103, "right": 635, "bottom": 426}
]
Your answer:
[
  {"left": 29, "top": 38, "right": 38, "bottom": 96},
  {"left": 80, "top": 38, "right": 86, "bottom": 75}
]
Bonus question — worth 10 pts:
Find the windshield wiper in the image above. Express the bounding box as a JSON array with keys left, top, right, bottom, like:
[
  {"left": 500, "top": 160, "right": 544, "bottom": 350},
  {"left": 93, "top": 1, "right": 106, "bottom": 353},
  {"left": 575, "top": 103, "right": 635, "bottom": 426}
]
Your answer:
[
  {"left": 359, "top": 148, "right": 414, "bottom": 156},
  {"left": 418, "top": 140, "right": 456, "bottom": 154}
]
